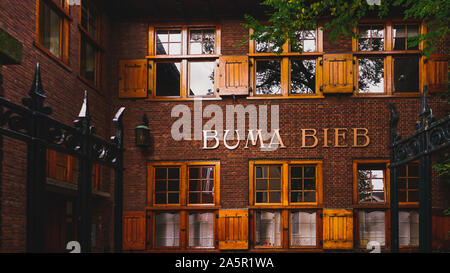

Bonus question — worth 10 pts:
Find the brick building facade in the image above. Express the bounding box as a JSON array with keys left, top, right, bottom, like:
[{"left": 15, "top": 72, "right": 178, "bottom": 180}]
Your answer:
[{"left": 0, "top": 0, "right": 448, "bottom": 253}]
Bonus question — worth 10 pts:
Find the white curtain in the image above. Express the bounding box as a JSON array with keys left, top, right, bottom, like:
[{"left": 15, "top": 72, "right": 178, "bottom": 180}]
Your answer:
[
  {"left": 189, "top": 212, "right": 214, "bottom": 247},
  {"left": 359, "top": 211, "right": 385, "bottom": 246},
  {"left": 399, "top": 211, "right": 419, "bottom": 246},
  {"left": 255, "top": 211, "right": 281, "bottom": 247},
  {"left": 155, "top": 212, "right": 180, "bottom": 247},
  {"left": 291, "top": 211, "right": 316, "bottom": 246}
]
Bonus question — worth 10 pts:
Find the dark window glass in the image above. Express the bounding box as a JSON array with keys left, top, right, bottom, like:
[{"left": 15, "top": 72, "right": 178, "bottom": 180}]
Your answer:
[
  {"left": 290, "top": 166, "right": 316, "bottom": 203},
  {"left": 398, "top": 163, "right": 419, "bottom": 203},
  {"left": 358, "top": 25, "right": 384, "bottom": 51},
  {"left": 255, "top": 60, "right": 281, "bottom": 95},
  {"left": 358, "top": 58, "right": 384, "bottom": 93},
  {"left": 188, "top": 166, "right": 214, "bottom": 204},
  {"left": 394, "top": 57, "right": 419, "bottom": 92},
  {"left": 189, "top": 29, "right": 215, "bottom": 54},
  {"left": 39, "top": 1, "right": 61, "bottom": 58},
  {"left": 155, "top": 62, "right": 181, "bottom": 96},
  {"left": 154, "top": 167, "right": 180, "bottom": 204},
  {"left": 80, "top": 36, "right": 97, "bottom": 84},
  {"left": 255, "top": 165, "right": 281, "bottom": 203},
  {"left": 156, "top": 30, "right": 182, "bottom": 55},
  {"left": 189, "top": 62, "right": 215, "bottom": 96},
  {"left": 81, "top": 1, "right": 97, "bottom": 38},
  {"left": 394, "top": 25, "right": 419, "bottom": 50},
  {"left": 290, "top": 59, "right": 316, "bottom": 94}
]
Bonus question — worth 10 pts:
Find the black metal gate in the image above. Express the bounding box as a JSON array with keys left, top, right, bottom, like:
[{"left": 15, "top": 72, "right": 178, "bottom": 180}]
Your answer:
[
  {"left": 389, "top": 86, "right": 450, "bottom": 253},
  {"left": 0, "top": 63, "right": 125, "bottom": 253}
]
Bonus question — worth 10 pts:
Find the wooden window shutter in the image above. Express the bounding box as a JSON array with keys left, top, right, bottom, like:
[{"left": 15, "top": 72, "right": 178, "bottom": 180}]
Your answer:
[
  {"left": 217, "top": 56, "right": 249, "bottom": 96},
  {"left": 118, "top": 59, "right": 150, "bottom": 98},
  {"left": 123, "top": 211, "right": 146, "bottom": 250},
  {"left": 321, "top": 54, "right": 354, "bottom": 93},
  {"left": 217, "top": 209, "right": 249, "bottom": 249},
  {"left": 426, "top": 55, "right": 448, "bottom": 92},
  {"left": 322, "top": 209, "right": 353, "bottom": 249}
]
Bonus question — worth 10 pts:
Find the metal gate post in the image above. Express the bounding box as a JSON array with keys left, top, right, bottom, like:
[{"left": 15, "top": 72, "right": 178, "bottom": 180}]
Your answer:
[
  {"left": 112, "top": 107, "right": 125, "bottom": 252},
  {"left": 75, "top": 91, "right": 93, "bottom": 253},
  {"left": 24, "top": 64, "right": 51, "bottom": 252}
]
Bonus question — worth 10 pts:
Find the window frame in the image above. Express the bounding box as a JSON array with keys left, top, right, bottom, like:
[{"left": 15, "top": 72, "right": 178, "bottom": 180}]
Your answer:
[
  {"left": 35, "top": 0, "right": 71, "bottom": 66},
  {"left": 78, "top": 0, "right": 103, "bottom": 91},
  {"left": 249, "top": 160, "right": 323, "bottom": 207},
  {"left": 248, "top": 26, "right": 324, "bottom": 99},
  {"left": 353, "top": 160, "right": 390, "bottom": 205},
  {"left": 147, "top": 161, "right": 220, "bottom": 208},
  {"left": 352, "top": 19, "right": 425, "bottom": 97},
  {"left": 147, "top": 23, "right": 222, "bottom": 101}
]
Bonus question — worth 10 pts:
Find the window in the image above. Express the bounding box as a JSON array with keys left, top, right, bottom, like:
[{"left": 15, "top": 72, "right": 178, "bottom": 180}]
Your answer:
[
  {"left": 188, "top": 166, "right": 215, "bottom": 204},
  {"left": 255, "top": 211, "right": 281, "bottom": 247},
  {"left": 399, "top": 210, "right": 419, "bottom": 247},
  {"left": 398, "top": 163, "right": 419, "bottom": 203},
  {"left": 79, "top": 0, "right": 102, "bottom": 89},
  {"left": 250, "top": 161, "right": 322, "bottom": 249},
  {"left": 148, "top": 162, "right": 219, "bottom": 250},
  {"left": 46, "top": 149, "right": 101, "bottom": 190},
  {"left": 354, "top": 21, "right": 423, "bottom": 95},
  {"left": 250, "top": 161, "right": 322, "bottom": 206},
  {"left": 148, "top": 25, "right": 221, "bottom": 100},
  {"left": 290, "top": 165, "right": 317, "bottom": 203},
  {"left": 155, "top": 212, "right": 180, "bottom": 247},
  {"left": 149, "top": 161, "right": 219, "bottom": 207},
  {"left": 36, "top": 0, "right": 70, "bottom": 63},
  {"left": 359, "top": 210, "right": 386, "bottom": 247},
  {"left": 356, "top": 163, "right": 387, "bottom": 203},
  {"left": 255, "top": 165, "right": 282, "bottom": 204},
  {"left": 188, "top": 212, "right": 214, "bottom": 248},
  {"left": 353, "top": 160, "right": 388, "bottom": 249},
  {"left": 290, "top": 211, "right": 316, "bottom": 247},
  {"left": 249, "top": 27, "right": 323, "bottom": 98},
  {"left": 154, "top": 167, "right": 180, "bottom": 205}
]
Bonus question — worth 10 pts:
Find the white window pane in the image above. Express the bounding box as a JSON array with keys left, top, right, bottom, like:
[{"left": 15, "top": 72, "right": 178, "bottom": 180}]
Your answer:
[
  {"left": 399, "top": 211, "right": 419, "bottom": 246},
  {"left": 303, "top": 40, "right": 316, "bottom": 52},
  {"left": 359, "top": 211, "right": 385, "bottom": 247},
  {"left": 155, "top": 212, "right": 180, "bottom": 247},
  {"left": 255, "top": 211, "right": 281, "bottom": 247},
  {"left": 188, "top": 62, "right": 215, "bottom": 96},
  {"left": 291, "top": 211, "right": 316, "bottom": 246},
  {"left": 189, "top": 212, "right": 214, "bottom": 247}
]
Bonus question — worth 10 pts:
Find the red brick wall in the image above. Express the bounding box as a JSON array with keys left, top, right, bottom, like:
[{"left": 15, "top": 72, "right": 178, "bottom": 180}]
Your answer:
[
  {"left": 0, "top": 0, "right": 115, "bottom": 252},
  {"left": 109, "top": 19, "right": 449, "bottom": 212}
]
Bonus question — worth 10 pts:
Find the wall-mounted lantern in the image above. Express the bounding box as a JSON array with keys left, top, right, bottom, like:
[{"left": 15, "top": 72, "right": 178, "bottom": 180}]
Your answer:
[{"left": 134, "top": 114, "right": 150, "bottom": 147}]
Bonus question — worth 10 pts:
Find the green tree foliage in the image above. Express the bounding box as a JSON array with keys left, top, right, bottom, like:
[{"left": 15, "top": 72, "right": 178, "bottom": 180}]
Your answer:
[{"left": 243, "top": 0, "right": 449, "bottom": 57}]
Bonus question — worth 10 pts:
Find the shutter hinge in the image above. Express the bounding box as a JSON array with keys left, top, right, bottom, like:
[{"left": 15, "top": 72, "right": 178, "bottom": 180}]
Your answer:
[
  {"left": 216, "top": 214, "right": 219, "bottom": 219},
  {"left": 319, "top": 59, "right": 323, "bottom": 65},
  {"left": 319, "top": 213, "right": 323, "bottom": 218},
  {"left": 148, "top": 89, "right": 152, "bottom": 94},
  {"left": 319, "top": 240, "right": 323, "bottom": 246},
  {"left": 249, "top": 60, "right": 253, "bottom": 67},
  {"left": 320, "top": 85, "right": 323, "bottom": 92},
  {"left": 353, "top": 85, "right": 356, "bottom": 91},
  {"left": 352, "top": 59, "right": 356, "bottom": 65},
  {"left": 216, "top": 88, "right": 220, "bottom": 93}
]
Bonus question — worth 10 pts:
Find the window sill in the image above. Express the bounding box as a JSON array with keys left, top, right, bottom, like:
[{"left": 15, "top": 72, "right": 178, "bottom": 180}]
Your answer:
[
  {"left": 248, "top": 52, "right": 324, "bottom": 57},
  {"left": 352, "top": 93, "right": 422, "bottom": 98},
  {"left": 33, "top": 41, "right": 72, "bottom": 72},
  {"left": 247, "top": 95, "right": 324, "bottom": 100},
  {"left": 145, "top": 97, "right": 223, "bottom": 102},
  {"left": 146, "top": 205, "right": 221, "bottom": 210},
  {"left": 146, "top": 54, "right": 220, "bottom": 60}
]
